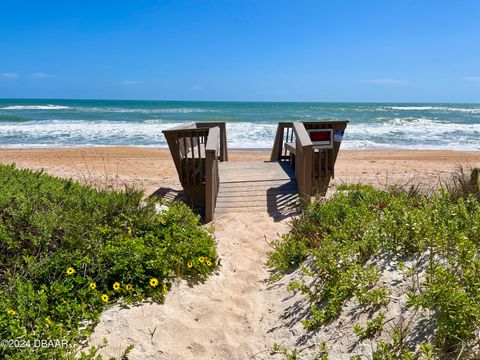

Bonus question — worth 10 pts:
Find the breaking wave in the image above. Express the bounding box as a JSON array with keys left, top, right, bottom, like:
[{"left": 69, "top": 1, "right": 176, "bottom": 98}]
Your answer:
[{"left": 0, "top": 105, "right": 71, "bottom": 110}]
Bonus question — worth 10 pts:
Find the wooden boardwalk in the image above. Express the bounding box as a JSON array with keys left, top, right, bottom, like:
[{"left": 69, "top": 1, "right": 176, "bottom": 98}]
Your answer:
[
  {"left": 215, "top": 161, "right": 298, "bottom": 219},
  {"left": 162, "top": 120, "right": 348, "bottom": 222}
]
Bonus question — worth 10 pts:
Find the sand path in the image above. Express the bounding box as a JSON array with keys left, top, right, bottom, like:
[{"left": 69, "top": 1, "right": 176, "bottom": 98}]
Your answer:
[{"left": 89, "top": 212, "right": 292, "bottom": 359}]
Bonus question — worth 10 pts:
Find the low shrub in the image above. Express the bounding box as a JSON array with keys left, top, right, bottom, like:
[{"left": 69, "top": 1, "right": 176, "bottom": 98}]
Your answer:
[
  {"left": 0, "top": 164, "right": 217, "bottom": 359},
  {"left": 268, "top": 180, "right": 480, "bottom": 358}
]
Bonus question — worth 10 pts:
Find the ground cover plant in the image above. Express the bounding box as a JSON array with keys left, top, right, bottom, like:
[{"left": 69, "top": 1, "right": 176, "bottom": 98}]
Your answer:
[
  {"left": 0, "top": 164, "right": 217, "bottom": 359},
  {"left": 268, "top": 168, "right": 480, "bottom": 359}
]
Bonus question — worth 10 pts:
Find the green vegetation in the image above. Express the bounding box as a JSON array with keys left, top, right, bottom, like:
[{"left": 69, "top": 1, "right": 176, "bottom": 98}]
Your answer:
[
  {"left": 0, "top": 164, "right": 217, "bottom": 359},
  {"left": 268, "top": 169, "right": 480, "bottom": 359},
  {"left": 353, "top": 312, "right": 385, "bottom": 340}
]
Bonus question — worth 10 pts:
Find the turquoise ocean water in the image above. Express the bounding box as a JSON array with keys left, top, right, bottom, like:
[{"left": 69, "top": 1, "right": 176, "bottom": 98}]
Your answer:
[{"left": 0, "top": 99, "right": 479, "bottom": 150}]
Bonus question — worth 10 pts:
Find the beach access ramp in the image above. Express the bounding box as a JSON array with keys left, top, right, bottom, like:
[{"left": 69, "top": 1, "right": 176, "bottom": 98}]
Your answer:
[{"left": 162, "top": 120, "right": 348, "bottom": 222}]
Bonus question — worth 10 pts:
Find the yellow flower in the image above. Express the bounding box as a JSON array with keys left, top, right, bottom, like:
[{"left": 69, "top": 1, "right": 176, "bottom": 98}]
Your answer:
[
  {"left": 45, "top": 317, "right": 52, "bottom": 325},
  {"left": 101, "top": 294, "right": 109, "bottom": 303},
  {"left": 206, "top": 259, "right": 212, "bottom": 267},
  {"left": 125, "top": 284, "right": 133, "bottom": 291},
  {"left": 7, "top": 309, "right": 16, "bottom": 316},
  {"left": 66, "top": 267, "right": 75, "bottom": 275},
  {"left": 198, "top": 256, "right": 205, "bottom": 263},
  {"left": 187, "top": 260, "right": 193, "bottom": 268},
  {"left": 149, "top": 278, "right": 159, "bottom": 287},
  {"left": 89, "top": 282, "right": 97, "bottom": 290},
  {"left": 163, "top": 283, "right": 168, "bottom": 293},
  {"left": 113, "top": 282, "right": 120, "bottom": 291}
]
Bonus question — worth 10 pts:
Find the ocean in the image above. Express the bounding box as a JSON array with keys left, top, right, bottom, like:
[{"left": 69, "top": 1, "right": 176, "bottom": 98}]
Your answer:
[{"left": 0, "top": 99, "right": 479, "bottom": 150}]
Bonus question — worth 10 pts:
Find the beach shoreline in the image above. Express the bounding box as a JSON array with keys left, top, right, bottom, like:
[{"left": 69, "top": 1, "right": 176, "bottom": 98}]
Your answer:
[{"left": 1, "top": 100, "right": 480, "bottom": 151}]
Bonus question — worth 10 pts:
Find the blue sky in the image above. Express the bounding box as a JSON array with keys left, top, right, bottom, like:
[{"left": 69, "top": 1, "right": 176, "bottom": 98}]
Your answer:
[{"left": 0, "top": 0, "right": 479, "bottom": 102}]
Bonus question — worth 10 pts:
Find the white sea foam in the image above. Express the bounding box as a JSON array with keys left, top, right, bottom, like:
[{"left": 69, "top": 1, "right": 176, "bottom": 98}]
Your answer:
[
  {"left": 384, "top": 106, "right": 437, "bottom": 111},
  {"left": 341, "top": 119, "right": 480, "bottom": 150},
  {"left": 0, "top": 120, "right": 178, "bottom": 146},
  {"left": 226, "top": 123, "right": 277, "bottom": 148},
  {"left": 348, "top": 118, "right": 480, "bottom": 137},
  {"left": 0, "top": 105, "right": 217, "bottom": 113},
  {"left": 383, "top": 106, "right": 480, "bottom": 113},
  {"left": 0, "top": 105, "right": 71, "bottom": 110},
  {"left": 0, "top": 120, "right": 277, "bottom": 148},
  {"left": 72, "top": 107, "right": 218, "bottom": 114},
  {"left": 342, "top": 140, "right": 480, "bottom": 151},
  {"left": 0, "top": 119, "right": 479, "bottom": 150}
]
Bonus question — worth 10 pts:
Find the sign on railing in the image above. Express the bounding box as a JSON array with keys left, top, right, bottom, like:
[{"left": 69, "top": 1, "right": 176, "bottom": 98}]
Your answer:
[
  {"left": 272, "top": 121, "right": 348, "bottom": 200},
  {"left": 308, "top": 129, "right": 333, "bottom": 148}
]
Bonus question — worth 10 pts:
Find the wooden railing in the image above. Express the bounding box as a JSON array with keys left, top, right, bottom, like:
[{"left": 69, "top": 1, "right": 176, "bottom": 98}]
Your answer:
[
  {"left": 274, "top": 120, "right": 349, "bottom": 201},
  {"left": 196, "top": 122, "right": 228, "bottom": 161},
  {"left": 293, "top": 122, "right": 313, "bottom": 200},
  {"left": 163, "top": 122, "right": 226, "bottom": 222},
  {"left": 303, "top": 121, "right": 347, "bottom": 188},
  {"left": 205, "top": 127, "right": 220, "bottom": 222},
  {"left": 270, "top": 122, "right": 295, "bottom": 162},
  {"left": 164, "top": 120, "right": 347, "bottom": 218},
  {"left": 163, "top": 123, "right": 208, "bottom": 203}
]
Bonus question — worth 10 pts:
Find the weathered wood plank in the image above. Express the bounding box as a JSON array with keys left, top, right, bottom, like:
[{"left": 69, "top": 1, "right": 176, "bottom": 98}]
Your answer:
[{"left": 215, "top": 161, "right": 298, "bottom": 216}]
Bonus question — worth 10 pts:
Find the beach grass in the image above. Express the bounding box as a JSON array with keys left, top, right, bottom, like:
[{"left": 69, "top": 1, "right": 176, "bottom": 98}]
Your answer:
[
  {"left": 0, "top": 164, "right": 217, "bottom": 359},
  {"left": 268, "top": 168, "right": 480, "bottom": 359}
]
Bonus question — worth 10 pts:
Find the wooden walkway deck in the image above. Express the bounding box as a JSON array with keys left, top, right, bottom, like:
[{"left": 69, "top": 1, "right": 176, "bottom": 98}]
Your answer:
[
  {"left": 162, "top": 121, "right": 348, "bottom": 222},
  {"left": 215, "top": 161, "right": 298, "bottom": 219}
]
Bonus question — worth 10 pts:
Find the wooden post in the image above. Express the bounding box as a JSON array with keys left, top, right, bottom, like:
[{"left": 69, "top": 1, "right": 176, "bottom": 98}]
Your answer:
[
  {"left": 293, "top": 122, "right": 313, "bottom": 202},
  {"left": 270, "top": 123, "right": 284, "bottom": 161},
  {"left": 196, "top": 122, "right": 228, "bottom": 161},
  {"left": 205, "top": 126, "right": 220, "bottom": 223},
  {"left": 270, "top": 122, "right": 294, "bottom": 162},
  {"left": 205, "top": 152, "right": 214, "bottom": 222}
]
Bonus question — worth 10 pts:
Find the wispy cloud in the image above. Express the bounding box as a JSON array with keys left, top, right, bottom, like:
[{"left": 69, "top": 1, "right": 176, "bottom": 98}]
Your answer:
[
  {"left": 464, "top": 76, "right": 480, "bottom": 83},
  {"left": 365, "top": 78, "right": 408, "bottom": 85},
  {"left": 31, "top": 72, "right": 48, "bottom": 79},
  {"left": 1, "top": 72, "right": 20, "bottom": 79},
  {"left": 122, "top": 80, "right": 144, "bottom": 85}
]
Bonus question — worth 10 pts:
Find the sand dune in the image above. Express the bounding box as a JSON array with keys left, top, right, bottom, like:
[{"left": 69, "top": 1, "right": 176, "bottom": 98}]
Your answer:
[{"left": 1, "top": 147, "right": 480, "bottom": 359}]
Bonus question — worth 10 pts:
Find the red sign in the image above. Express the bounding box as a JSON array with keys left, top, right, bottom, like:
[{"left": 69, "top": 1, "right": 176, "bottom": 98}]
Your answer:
[{"left": 309, "top": 130, "right": 331, "bottom": 142}]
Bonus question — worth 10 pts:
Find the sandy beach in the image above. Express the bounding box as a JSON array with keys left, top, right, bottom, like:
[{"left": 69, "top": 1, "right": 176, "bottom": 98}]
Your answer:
[
  {"left": 1, "top": 147, "right": 479, "bottom": 194},
  {"left": 1, "top": 147, "right": 480, "bottom": 359}
]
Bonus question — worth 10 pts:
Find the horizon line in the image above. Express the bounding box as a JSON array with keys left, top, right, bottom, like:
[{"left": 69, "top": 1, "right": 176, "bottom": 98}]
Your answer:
[{"left": 1, "top": 97, "right": 480, "bottom": 104}]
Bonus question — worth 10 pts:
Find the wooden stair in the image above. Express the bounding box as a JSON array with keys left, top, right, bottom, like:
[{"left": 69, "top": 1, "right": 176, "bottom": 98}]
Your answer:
[{"left": 215, "top": 162, "right": 298, "bottom": 218}]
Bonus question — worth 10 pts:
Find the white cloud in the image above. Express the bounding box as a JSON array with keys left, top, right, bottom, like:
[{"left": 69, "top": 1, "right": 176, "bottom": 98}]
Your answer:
[
  {"left": 366, "top": 78, "right": 408, "bottom": 85},
  {"left": 122, "top": 80, "right": 144, "bottom": 85},
  {"left": 32, "top": 72, "right": 48, "bottom": 79},
  {"left": 1, "top": 72, "right": 19, "bottom": 79},
  {"left": 464, "top": 76, "right": 480, "bottom": 82}
]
